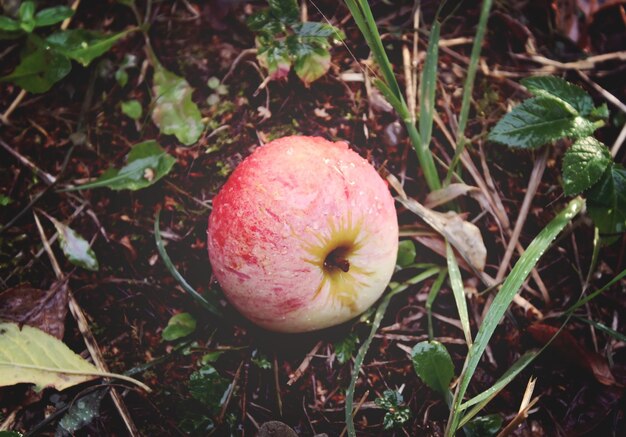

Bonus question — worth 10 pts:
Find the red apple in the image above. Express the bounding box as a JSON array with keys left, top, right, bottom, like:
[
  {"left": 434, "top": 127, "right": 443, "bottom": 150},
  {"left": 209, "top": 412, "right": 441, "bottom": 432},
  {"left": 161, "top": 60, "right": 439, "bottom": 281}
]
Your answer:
[{"left": 207, "top": 136, "right": 398, "bottom": 332}]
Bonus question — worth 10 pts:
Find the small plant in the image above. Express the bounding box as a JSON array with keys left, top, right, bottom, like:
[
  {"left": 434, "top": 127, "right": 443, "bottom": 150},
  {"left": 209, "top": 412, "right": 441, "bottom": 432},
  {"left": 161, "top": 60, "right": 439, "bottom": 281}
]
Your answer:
[
  {"left": 0, "top": 1, "right": 133, "bottom": 93},
  {"left": 489, "top": 76, "right": 623, "bottom": 239},
  {"left": 247, "top": 0, "right": 343, "bottom": 84},
  {"left": 374, "top": 389, "right": 411, "bottom": 430}
]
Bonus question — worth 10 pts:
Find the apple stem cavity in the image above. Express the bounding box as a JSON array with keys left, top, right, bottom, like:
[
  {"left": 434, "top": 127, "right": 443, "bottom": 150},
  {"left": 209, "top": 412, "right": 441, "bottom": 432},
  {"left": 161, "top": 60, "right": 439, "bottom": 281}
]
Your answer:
[{"left": 324, "top": 247, "right": 351, "bottom": 273}]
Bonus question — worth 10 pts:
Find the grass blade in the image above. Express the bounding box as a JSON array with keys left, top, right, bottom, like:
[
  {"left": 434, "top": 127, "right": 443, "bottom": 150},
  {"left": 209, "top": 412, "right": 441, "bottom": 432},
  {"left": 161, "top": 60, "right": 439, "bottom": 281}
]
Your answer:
[
  {"left": 154, "top": 209, "right": 222, "bottom": 318},
  {"left": 446, "top": 197, "right": 584, "bottom": 435},
  {"left": 426, "top": 268, "right": 448, "bottom": 340},
  {"left": 446, "top": 240, "right": 472, "bottom": 346},
  {"left": 444, "top": 0, "right": 494, "bottom": 185},
  {"left": 419, "top": 20, "right": 440, "bottom": 149},
  {"left": 345, "top": 267, "right": 440, "bottom": 437}
]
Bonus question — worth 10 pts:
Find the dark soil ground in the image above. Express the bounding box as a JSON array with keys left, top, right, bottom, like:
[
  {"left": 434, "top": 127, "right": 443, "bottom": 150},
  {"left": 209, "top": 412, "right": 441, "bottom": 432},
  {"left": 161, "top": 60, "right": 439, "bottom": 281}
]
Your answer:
[{"left": 1, "top": 1, "right": 625, "bottom": 436}]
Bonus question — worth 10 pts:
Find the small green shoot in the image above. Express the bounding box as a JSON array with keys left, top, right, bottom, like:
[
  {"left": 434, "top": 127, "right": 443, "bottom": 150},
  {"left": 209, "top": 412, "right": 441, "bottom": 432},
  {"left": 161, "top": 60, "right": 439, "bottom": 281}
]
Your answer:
[
  {"left": 374, "top": 389, "right": 411, "bottom": 430},
  {"left": 121, "top": 99, "right": 143, "bottom": 120},
  {"left": 249, "top": 0, "right": 343, "bottom": 84}
]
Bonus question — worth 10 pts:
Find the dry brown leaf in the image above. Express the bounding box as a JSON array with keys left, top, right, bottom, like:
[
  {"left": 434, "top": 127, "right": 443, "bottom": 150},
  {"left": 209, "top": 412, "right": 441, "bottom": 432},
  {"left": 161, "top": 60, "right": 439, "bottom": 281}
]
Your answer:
[
  {"left": 424, "top": 183, "right": 481, "bottom": 209},
  {"left": 0, "top": 280, "right": 69, "bottom": 339}
]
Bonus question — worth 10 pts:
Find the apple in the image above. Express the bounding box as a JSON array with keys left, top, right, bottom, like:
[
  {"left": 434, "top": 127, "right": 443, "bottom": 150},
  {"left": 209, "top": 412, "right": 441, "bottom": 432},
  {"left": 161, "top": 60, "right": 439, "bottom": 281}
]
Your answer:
[{"left": 207, "top": 136, "right": 399, "bottom": 332}]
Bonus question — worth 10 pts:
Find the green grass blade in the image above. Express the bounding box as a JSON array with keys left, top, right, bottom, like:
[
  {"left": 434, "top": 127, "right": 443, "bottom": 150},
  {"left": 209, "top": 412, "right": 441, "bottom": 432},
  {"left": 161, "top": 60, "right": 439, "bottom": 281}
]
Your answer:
[
  {"left": 419, "top": 20, "right": 440, "bottom": 150},
  {"left": 574, "top": 316, "right": 626, "bottom": 342},
  {"left": 446, "top": 197, "right": 584, "bottom": 435},
  {"left": 444, "top": 0, "right": 494, "bottom": 185},
  {"left": 567, "top": 268, "right": 626, "bottom": 313},
  {"left": 446, "top": 240, "right": 472, "bottom": 346},
  {"left": 426, "top": 268, "right": 448, "bottom": 340},
  {"left": 154, "top": 209, "right": 222, "bottom": 318},
  {"left": 345, "top": 267, "right": 440, "bottom": 437}
]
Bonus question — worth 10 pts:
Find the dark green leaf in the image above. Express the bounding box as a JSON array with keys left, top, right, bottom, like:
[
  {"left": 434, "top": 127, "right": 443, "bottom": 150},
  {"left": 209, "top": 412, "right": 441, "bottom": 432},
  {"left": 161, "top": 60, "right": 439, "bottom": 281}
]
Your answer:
[
  {"left": 18, "top": 1, "right": 36, "bottom": 33},
  {"left": 0, "top": 194, "right": 12, "bottom": 206},
  {"left": 152, "top": 63, "right": 204, "bottom": 145},
  {"left": 268, "top": 0, "right": 299, "bottom": 25},
  {"left": 521, "top": 76, "right": 594, "bottom": 115},
  {"left": 46, "top": 29, "right": 131, "bottom": 67},
  {"left": 562, "top": 137, "right": 611, "bottom": 195},
  {"left": 69, "top": 140, "right": 176, "bottom": 191},
  {"left": 188, "top": 365, "right": 230, "bottom": 412},
  {"left": 47, "top": 215, "right": 99, "bottom": 271},
  {"left": 1, "top": 43, "right": 71, "bottom": 93},
  {"left": 121, "top": 99, "right": 142, "bottom": 120},
  {"left": 162, "top": 313, "right": 197, "bottom": 341},
  {"left": 292, "top": 22, "right": 339, "bottom": 38},
  {"left": 464, "top": 414, "right": 503, "bottom": 437},
  {"left": 294, "top": 46, "right": 330, "bottom": 84},
  {"left": 34, "top": 6, "right": 73, "bottom": 27},
  {"left": 411, "top": 340, "right": 454, "bottom": 395},
  {"left": 488, "top": 97, "right": 596, "bottom": 148},
  {"left": 0, "top": 16, "right": 20, "bottom": 32},
  {"left": 396, "top": 239, "right": 416, "bottom": 267},
  {"left": 247, "top": 10, "right": 272, "bottom": 32},
  {"left": 115, "top": 69, "right": 128, "bottom": 86},
  {"left": 587, "top": 164, "right": 626, "bottom": 235},
  {"left": 251, "top": 351, "right": 272, "bottom": 369},
  {"left": 57, "top": 390, "right": 106, "bottom": 435},
  {"left": 334, "top": 332, "right": 359, "bottom": 364}
]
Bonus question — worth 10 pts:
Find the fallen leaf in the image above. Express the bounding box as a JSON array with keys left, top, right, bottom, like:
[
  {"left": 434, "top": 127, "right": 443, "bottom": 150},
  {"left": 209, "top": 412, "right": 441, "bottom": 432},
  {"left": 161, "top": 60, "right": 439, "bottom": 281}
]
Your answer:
[
  {"left": 0, "top": 280, "right": 69, "bottom": 339},
  {"left": 0, "top": 322, "right": 98, "bottom": 392},
  {"left": 527, "top": 323, "right": 619, "bottom": 386},
  {"left": 152, "top": 63, "right": 204, "bottom": 145},
  {"left": 44, "top": 214, "right": 99, "bottom": 271},
  {"left": 424, "top": 183, "right": 481, "bottom": 209}
]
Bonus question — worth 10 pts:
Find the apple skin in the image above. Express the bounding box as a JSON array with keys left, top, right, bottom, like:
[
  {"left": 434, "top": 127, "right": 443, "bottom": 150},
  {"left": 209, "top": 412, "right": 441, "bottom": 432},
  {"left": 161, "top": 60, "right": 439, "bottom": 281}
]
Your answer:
[{"left": 207, "top": 136, "right": 398, "bottom": 333}]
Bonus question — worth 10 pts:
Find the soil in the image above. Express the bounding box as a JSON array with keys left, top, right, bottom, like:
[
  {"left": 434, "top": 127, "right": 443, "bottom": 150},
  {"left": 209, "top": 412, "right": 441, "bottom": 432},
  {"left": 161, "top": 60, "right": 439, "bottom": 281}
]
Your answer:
[{"left": 0, "top": 1, "right": 625, "bottom": 436}]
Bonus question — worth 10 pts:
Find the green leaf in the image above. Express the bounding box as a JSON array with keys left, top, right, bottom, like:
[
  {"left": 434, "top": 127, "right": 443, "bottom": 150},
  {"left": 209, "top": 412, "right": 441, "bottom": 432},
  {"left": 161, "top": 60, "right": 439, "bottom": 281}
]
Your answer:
[
  {"left": 1, "top": 43, "right": 71, "bottom": 93},
  {"left": 18, "top": 1, "right": 36, "bottom": 32},
  {"left": 268, "top": 0, "right": 299, "bottom": 25},
  {"left": 463, "top": 414, "right": 503, "bottom": 437},
  {"left": 396, "top": 239, "right": 417, "bottom": 268},
  {"left": 258, "top": 42, "right": 291, "bottom": 79},
  {"left": 58, "top": 389, "right": 106, "bottom": 435},
  {"left": 69, "top": 140, "right": 176, "bottom": 191},
  {"left": 46, "top": 29, "right": 131, "bottom": 67},
  {"left": 121, "top": 99, "right": 143, "bottom": 120},
  {"left": 294, "top": 46, "right": 330, "bottom": 84},
  {"left": 488, "top": 97, "right": 596, "bottom": 148},
  {"left": 0, "top": 194, "right": 12, "bottom": 206},
  {"left": 589, "top": 103, "right": 609, "bottom": 120},
  {"left": 115, "top": 69, "right": 128, "bottom": 87},
  {"left": 247, "top": 10, "right": 272, "bottom": 32},
  {"left": 188, "top": 365, "right": 230, "bottom": 412},
  {"left": 562, "top": 137, "right": 611, "bottom": 195},
  {"left": 251, "top": 351, "right": 272, "bottom": 369},
  {"left": 34, "top": 6, "right": 74, "bottom": 28},
  {"left": 587, "top": 164, "right": 626, "bottom": 235},
  {"left": 292, "top": 22, "right": 339, "bottom": 38},
  {"left": 334, "top": 332, "right": 359, "bottom": 364},
  {"left": 0, "top": 16, "right": 20, "bottom": 32},
  {"left": 162, "top": 313, "right": 197, "bottom": 341},
  {"left": 411, "top": 340, "right": 454, "bottom": 395},
  {"left": 0, "top": 322, "right": 98, "bottom": 391},
  {"left": 521, "top": 75, "right": 594, "bottom": 116},
  {"left": 152, "top": 64, "right": 204, "bottom": 145},
  {"left": 47, "top": 215, "right": 99, "bottom": 271}
]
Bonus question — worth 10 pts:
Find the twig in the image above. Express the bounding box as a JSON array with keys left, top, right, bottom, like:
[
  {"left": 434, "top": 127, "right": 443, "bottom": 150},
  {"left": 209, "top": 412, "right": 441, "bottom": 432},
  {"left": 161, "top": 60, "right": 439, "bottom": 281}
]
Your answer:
[
  {"left": 273, "top": 353, "right": 283, "bottom": 416},
  {"left": 339, "top": 390, "right": 370, "bottom": 437},
  {"left": 0, "top": 89, "right": 27, "bottom": 125},
  {"left": 287, "top": 341, "right": 323, "bottom": 386},
  {"left": 513, "top": 51, "right": 626, "bottom": 71},
  {"left": 0, "top": 137, "right": 57, "bottom": 184},
  {"left": 611, "top": 119, "right": 626, "bottom": 158},
  {"left": 577, "top": 70, "right": 626, "bottom": 114},
  {"left": 494, "top": 147, "right": 549, "bottom": 287},
  {"left": 32, "top": 212, "right": 141, "bottom": 437}
]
